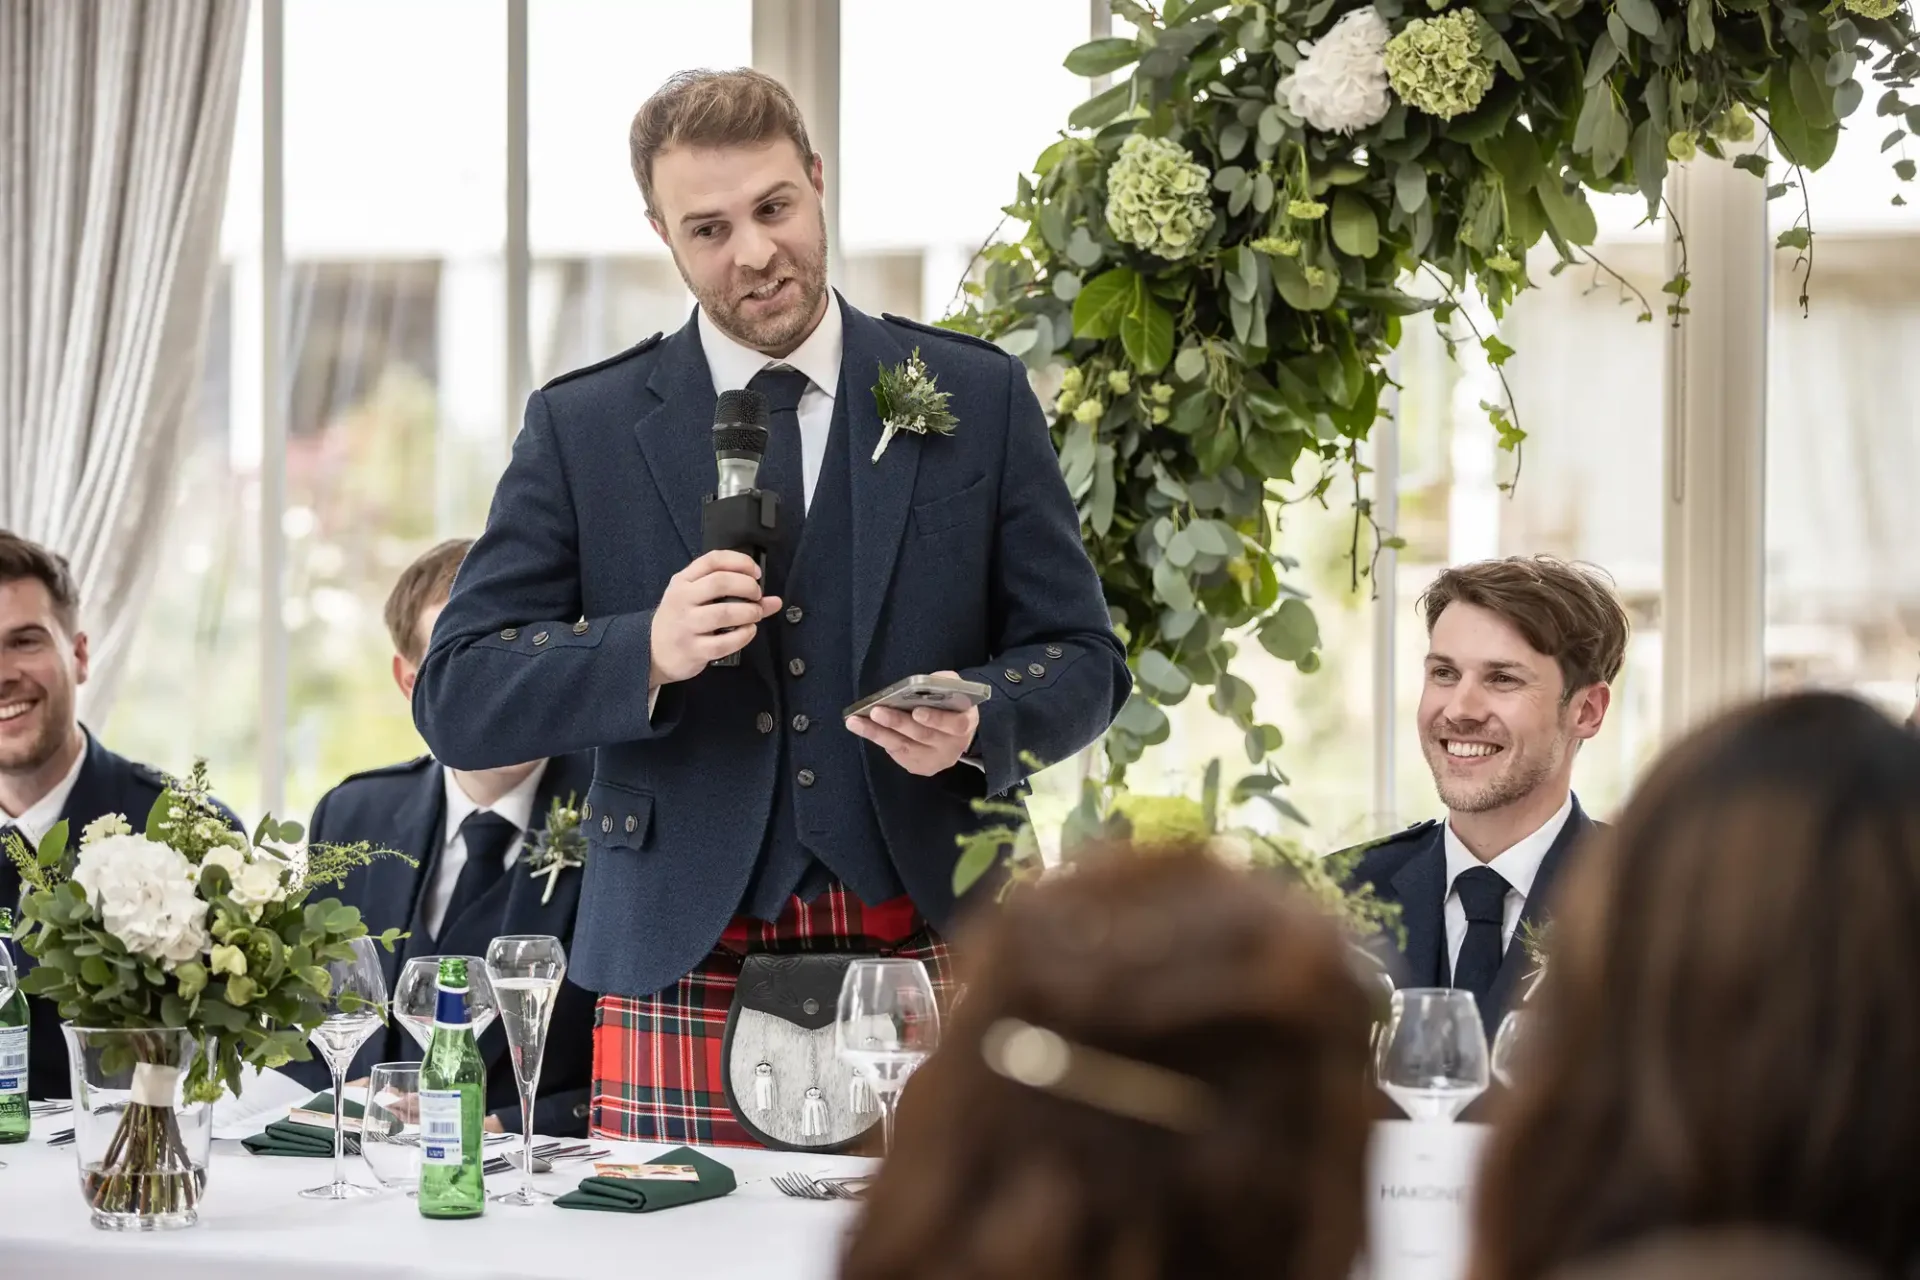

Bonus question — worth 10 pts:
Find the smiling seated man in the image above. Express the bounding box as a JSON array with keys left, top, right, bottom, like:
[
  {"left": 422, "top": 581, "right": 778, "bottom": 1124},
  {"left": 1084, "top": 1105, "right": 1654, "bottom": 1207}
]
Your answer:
[
  {"left": 0, "top": 531, "right": 239, "bottom": 1100},
  {"left": 1349, "top": 556, "right": 1629, "bottom": 1040}
]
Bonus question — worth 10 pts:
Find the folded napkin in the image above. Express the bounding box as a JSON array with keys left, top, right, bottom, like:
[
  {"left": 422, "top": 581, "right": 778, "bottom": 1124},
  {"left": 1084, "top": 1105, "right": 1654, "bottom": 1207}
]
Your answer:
[
  {"left": 241, "top": 1093, "right": 363, "bottom": 1157},
  {"left": 554, "top": 1146, "right": 736, "bottom": 1213}
]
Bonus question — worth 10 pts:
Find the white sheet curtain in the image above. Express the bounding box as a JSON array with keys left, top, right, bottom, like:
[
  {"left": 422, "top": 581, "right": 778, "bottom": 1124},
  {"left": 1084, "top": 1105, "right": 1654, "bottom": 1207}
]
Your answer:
[{"left": 0, "top": 0, "right": 248, "bottom": 717}]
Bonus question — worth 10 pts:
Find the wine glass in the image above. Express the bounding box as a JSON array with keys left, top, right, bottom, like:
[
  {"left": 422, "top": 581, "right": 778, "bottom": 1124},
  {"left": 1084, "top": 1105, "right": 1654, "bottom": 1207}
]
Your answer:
[
  {"left": 483, "top": 935, "right": 566, "bottom": 1206},
  {"left": 1375, "top": 988, "right": 1490, "bottom": 1123},
  {"left": 300, "top": 935, "right": 388, "bottom": 1199},
  {"left": 360, "top": 1063, "right": 423, "bottom": 1192},
  {"left": 394, "top": 956, "right": 498, "bottom": 1050},
  {"left": 1490, "top": 1009, "right": 1531, "bottom": 1089},
  {"left": 835, "top": 958, "right": 941, "bottom": 1155}
]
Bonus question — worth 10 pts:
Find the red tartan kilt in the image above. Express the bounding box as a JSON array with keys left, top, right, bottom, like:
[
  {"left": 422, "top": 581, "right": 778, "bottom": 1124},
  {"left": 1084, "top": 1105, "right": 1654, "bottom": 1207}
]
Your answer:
[{"left": 589, "top": 886, "right": 954, "bottom": 1149}]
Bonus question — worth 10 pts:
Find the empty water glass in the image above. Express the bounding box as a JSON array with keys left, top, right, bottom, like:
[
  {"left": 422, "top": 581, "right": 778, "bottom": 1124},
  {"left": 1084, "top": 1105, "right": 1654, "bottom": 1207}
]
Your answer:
[{"left": 360, "top": 1063, "right": 423, "bottom": 1192}]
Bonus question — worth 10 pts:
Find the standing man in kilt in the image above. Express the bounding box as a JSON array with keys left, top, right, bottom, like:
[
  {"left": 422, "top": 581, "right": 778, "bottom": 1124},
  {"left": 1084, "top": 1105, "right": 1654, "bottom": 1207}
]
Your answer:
[{"left": 411, "top": 69, "right": 1128, "bottom": 1148}]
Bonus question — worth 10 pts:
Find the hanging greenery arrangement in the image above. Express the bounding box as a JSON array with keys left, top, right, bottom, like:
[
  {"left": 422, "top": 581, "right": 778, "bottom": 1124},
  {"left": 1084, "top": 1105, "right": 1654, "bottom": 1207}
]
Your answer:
[{"left": 944, "top": 0, "right": 1920, "bottom": 815}]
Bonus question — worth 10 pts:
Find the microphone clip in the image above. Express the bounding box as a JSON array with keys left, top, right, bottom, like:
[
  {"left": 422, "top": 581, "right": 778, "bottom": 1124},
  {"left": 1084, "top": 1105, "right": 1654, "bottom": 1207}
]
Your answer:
[{"left": 699, "top": 489, "right": 783, "bottom": 668}]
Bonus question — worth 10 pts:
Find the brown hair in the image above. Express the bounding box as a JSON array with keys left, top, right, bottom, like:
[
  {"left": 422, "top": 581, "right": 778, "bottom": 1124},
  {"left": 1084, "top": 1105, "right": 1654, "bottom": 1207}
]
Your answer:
[
  {"left": 1419, "top": 555, "right": 1629, "bottom": 697},
  {"left": 383, "top": 538, "right": 471, "bottom": 663},
  {"left": 628, "top": 68, "right": 815, "bottom": 218},
  {"left": 1471, "top": 692, "right": 1920, "bottom": 1280},
  {"left": 0, "top": 530, "right": 80, "bottom": 634},
  {"left": 840, "top": 849, "right": 1375, "bottom": 1280},
  {"left": 1549, "top": 1232, "right": 1878, "bottom": 1280}
]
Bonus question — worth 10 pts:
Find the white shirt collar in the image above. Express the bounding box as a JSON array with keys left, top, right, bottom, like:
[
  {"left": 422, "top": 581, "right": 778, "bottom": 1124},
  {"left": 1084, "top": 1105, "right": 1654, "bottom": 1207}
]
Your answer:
[
  {"left": 4, "top": 736, "right": 89, "bottom": 845},
  {"left": 695, "top": 292, "right": 843, "bottom": 401},
  {"left": 1442, "top": 793, "right": 1574, "bottom": 902},
  {"left": 441, "top": 760, "right": 549, "bottom": 852}
]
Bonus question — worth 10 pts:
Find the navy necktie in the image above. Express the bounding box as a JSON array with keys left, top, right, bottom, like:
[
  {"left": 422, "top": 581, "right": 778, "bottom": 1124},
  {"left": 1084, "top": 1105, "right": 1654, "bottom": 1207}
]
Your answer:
[
  {"left": 1450, "top": 865, "right": 1510, "bottom": 1020},
  {"left": 439, "top": 811, "right": 518, "bottom": 939},
  {"left": 747, "top": 366, "right": 811, "bottom": 585}
]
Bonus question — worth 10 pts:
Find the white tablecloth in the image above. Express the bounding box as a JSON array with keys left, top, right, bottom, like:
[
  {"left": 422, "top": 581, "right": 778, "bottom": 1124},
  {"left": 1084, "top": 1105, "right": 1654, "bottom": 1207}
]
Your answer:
[{"left": 0, "top": 1125, "right": 872, "bottom": 1280}]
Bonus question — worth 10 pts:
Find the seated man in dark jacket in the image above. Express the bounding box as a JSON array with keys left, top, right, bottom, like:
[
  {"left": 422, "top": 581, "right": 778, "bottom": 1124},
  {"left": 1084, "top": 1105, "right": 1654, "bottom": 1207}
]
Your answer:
[
  {"left": 291, "top": 539, "right": 596, "bottom": 1137},
  {"left": 0, "top": 531, "right": 240, "bottom": 1099},
  {"left": 1346, "top": 557, "right": 1628, "bottom": 1040}
]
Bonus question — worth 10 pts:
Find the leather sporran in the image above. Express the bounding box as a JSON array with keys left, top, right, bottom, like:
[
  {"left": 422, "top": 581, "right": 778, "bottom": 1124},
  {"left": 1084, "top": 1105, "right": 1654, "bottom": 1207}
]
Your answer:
[{"left": 720, "top": 954, "right": 881, "bottom": 1152}]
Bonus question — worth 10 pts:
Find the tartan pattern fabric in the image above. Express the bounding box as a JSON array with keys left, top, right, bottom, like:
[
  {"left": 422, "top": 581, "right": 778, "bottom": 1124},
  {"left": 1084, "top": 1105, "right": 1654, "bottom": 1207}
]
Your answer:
[{"left": 590, "top": 886, "right": 952, "bottom": 1149}]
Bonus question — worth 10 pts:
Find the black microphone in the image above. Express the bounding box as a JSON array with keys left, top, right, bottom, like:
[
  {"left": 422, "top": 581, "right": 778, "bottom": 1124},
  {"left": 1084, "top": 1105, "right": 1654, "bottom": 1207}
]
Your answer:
[
  {"left": 713, "top": 389, "right": 770, "bottom": 497},
  {"left": 703, "top": 389, "right": 781, "bottom": 667}
]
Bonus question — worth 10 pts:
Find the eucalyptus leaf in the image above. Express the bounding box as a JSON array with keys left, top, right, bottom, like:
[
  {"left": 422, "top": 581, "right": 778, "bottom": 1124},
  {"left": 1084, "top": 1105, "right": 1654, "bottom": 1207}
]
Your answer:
[
  {"left": 1064, "top": 36, "right": 1143, "bottom": 78},
  {"left": 1331, "top": 192, "right": 1380, "bottom": 258}
]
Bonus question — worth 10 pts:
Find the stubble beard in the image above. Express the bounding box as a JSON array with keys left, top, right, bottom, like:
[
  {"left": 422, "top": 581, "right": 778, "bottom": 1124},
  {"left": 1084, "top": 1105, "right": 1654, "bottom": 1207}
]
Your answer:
[{"left": 682, "top": 222, "right": 831, "bottom": 356}]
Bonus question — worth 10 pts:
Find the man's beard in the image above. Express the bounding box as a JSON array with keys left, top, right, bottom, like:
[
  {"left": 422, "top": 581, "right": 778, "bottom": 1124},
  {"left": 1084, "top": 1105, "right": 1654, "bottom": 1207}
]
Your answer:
[
  {"left": 681, "top": 223, "right": 830, "bottom": 355},
  {"left": 0, "top": 680, "right": 73, "bottom": 776},
  {"left": 1423, "top": 720, "right": 1565, "bottom": 815}
]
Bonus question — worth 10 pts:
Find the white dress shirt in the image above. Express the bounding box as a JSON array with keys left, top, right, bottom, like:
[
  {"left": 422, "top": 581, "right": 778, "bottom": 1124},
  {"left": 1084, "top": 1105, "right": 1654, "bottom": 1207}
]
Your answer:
[
  {"left": 422, "top": 760, "right": 548, "bottom": 938},
  {"left": 1441, "top": 793, "right": 1573, "bottom": 974},
  {"left": 2, "top": 741, "right": 87, "bottom": 845},
  {"left": 696, "top": 298, "right": 844, "bottom": 512}
]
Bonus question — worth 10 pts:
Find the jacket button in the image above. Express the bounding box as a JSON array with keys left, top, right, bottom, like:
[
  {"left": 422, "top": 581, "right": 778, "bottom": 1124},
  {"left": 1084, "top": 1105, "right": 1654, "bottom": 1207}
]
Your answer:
[
  {"left": 788, "top": 658, "right": 806, "bottom": 677},
  {"left": 1044, "top": 645, "right": 1063, "bottom": 659},
  {"left": 756, "top": 711, "right": 776, "bottom": 734},
  {"left": 500, "top": 628, "right": 519, "bottom": 641},
  {"left": 601, "top": 816, "right": 613, "bottom": 834},
  {"left": 1004, "top": 669, "right": 1023, "bottom": 683},
  {"left": 573, "top": 1103, "right": 589, "bottom": 1118},
  {"left": 792, "top": 714, "right": 811, "bottom": 732},
  {"left": 625, "top": 815, "right": 638, "bottom": 834},
  {"left": 572, "top": 619, "right": 590, "bottom": 635},
  {"left": 797, "top": 769, "right": 816, "bottom": 787},
  {"left": 785, "top": 605, "right": 804, "bottom": 624},
  {"left": 1029, "top": 663, "right": 1046, "bottom": 677},
  {"left": 532, "top": 631, "right": 550, "bottom": 647},
  {"left": 582, "top": 803, "right": 592, "bottom": 820}
]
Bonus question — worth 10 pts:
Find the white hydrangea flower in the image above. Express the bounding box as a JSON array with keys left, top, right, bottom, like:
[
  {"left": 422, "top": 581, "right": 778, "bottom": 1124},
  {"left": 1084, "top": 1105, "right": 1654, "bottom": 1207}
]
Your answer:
[
  {"left": 79, "top": 813, "right": 134, "bottom": 847},
  {"left": 202, "top": 844, "right": 295, "bottom": 920},
  {"left": 71, "top": 834, "right": 210, "bottom": 969},
  {"left": 1278, "top": 7, "right": 1394, "bottom": 135}
]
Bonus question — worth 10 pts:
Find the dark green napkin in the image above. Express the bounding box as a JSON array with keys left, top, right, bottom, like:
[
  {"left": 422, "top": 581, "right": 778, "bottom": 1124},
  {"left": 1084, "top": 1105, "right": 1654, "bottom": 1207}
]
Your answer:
[
  {"left": 554, "top": 1146, "right": 736, "bottom": 1213},
  {"left": 241, "top": 1093, "right": 364, "bottom": 1158}
]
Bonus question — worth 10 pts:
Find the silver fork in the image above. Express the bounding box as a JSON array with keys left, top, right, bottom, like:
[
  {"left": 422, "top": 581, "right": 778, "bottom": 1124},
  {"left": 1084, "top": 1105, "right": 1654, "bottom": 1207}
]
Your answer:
[
  {"left": 482, "top": 1140, "right": 573, "bottom": 1176},
  {"left": 772, "top": 1171, "right": 865, "bottom": 1201}
]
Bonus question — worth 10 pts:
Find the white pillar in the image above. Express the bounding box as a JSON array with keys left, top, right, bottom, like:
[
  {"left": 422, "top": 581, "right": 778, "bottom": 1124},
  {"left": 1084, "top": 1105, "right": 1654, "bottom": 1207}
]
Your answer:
[{"left": 1662, "top": 153, "right": 1770, "bottom": 735}]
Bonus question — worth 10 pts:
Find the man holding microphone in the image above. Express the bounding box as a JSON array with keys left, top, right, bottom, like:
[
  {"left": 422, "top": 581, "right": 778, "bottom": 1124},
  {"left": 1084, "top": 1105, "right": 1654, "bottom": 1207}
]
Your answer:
[{"left": 411, "top": 69, "right": 1126, "bottom": 1147}]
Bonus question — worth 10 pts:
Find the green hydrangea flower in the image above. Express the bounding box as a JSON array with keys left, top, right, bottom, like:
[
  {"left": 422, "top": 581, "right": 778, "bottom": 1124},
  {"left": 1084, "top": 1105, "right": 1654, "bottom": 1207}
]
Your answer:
[
  {"left": 1104, "top": 133, "right": 1216, "bottom": 261},
  {"left": 1060, "top": 366, "right": 1085, "bottom": 395},
  {"left": 1109, "top": 793, "right": 1210, "bottom": 851},
  {"left": 1844, "top": 0, "right": 1898, "bottom": 17},
  {"left": 1710, "top": 102, "right": 1756, "bottom": 144},
  {"left": 1074, "top": 397, "right": 1105, "bottom": 425},
  {"left": 1287, "top": 198, "right": 1329, "bottom": 220},
  {"left": 1107, "top": 369, "right": 1132, "bottom": 396},
  {"left": 1250, "top": 234, "right": 1302, "bottom": 257},
  {"left": 1384, "top": 9, "right": 1496, "bottom": 121}
]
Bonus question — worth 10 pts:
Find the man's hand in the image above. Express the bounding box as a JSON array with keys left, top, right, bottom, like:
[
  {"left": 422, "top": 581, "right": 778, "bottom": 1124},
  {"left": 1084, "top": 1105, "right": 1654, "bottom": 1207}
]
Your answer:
[
  {"left": 845, "top": 670, "right": 980, "bottom": 776},
  {"left": 649, "top": 551, "right": 782, "bottom": 687}
]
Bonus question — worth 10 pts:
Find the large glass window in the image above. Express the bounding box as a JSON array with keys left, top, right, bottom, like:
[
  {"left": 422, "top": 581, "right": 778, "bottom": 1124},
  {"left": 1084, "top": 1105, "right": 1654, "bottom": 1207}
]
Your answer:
[
  {"left": 1766, "top": 127, "right": 1920, "bottom": 717},
  {"left": 529, "top": 0, "right": 751, "bottom": 381}
]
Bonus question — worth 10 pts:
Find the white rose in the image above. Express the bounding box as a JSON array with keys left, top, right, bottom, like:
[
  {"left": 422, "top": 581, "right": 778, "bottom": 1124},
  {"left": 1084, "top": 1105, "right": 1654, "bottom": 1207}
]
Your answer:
[
  {"left": 202, "top": 844, "right": 294, "bottom": 919},
  {"left": 1278, "top": 8, "right": 1393, "bottom": 136},
  {"left": 71, "top": 834, "right": 210, "bottom": 970}
]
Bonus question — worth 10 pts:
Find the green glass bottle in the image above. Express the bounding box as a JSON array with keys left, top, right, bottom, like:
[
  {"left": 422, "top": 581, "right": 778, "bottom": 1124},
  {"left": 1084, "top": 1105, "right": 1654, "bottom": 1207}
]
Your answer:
[
  {"left": 0, "top": 907, "right": 29, "bottom": 1144},
  {"left": 417, "top": 955, "right": 486, "bottom": 1218}
]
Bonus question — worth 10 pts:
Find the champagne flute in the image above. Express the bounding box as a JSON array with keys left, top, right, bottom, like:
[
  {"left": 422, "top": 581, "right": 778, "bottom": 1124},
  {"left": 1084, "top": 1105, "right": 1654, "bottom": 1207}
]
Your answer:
[
  {"left": 1490, "top": 1009, "right": 1531, "bottom": 1089},
  {"left": 1375, "top": 988, "right": 1490, "bottom": 1123},
  {"left": 835, "top": 958, "right": 941, "bottom": 1155},
  {"left": 300, "top": 935, "right": 388, "bottom": 1200},
  {"left": 484, "top": 934, "right": 565, "bottom": 1206},
  {"left": 394, "top": 956, "right": 498, "bottom": 1050}
]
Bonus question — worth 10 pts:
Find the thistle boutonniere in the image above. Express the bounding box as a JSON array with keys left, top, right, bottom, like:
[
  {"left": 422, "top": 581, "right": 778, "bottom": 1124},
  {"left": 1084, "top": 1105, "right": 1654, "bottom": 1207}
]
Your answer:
[
  {"left": 870, "top": 347, "right": 958, "bottom": 463},
  {"left": 525, "top": 793, "right": 587, "bottom": 905}
]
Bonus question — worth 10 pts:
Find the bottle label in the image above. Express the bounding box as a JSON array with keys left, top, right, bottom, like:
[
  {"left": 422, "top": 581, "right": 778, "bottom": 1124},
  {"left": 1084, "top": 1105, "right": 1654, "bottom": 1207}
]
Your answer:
[
  {"left": 434, "top": 986, "right": 470, "bottom": 1026},
  {"left": 0, "top": 1026, "right": 24, "bottom": 1096},
  {"left": 419, "top": 1089, "right": 466, "bottom": 1165}
]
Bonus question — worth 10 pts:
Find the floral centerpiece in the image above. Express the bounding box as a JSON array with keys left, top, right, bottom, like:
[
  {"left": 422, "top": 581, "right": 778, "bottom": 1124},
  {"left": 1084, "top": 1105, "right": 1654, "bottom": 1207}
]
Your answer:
[
  {"left": 2, "top": 763, "right": 402, "bottom": 1228},
  {"left": 947, "top": 0, "right": 1920, "bottom": 810}
]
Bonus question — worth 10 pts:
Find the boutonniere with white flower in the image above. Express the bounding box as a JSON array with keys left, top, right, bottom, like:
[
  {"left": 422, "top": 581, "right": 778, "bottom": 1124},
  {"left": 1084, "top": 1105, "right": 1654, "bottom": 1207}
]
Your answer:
[
  {"left": 525, "top": 793, "right": 587, "bottom": 905},
  {"left": 870, "top": 348, "right": 958, "bottom": 463}
]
